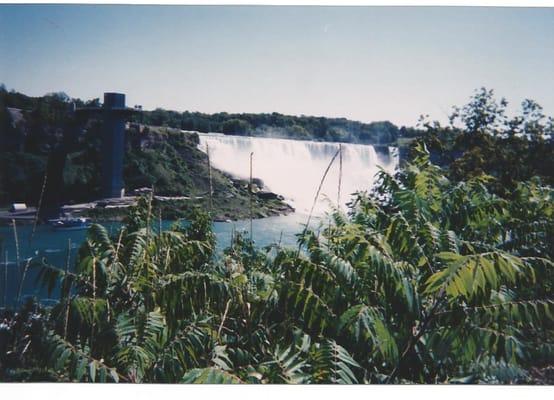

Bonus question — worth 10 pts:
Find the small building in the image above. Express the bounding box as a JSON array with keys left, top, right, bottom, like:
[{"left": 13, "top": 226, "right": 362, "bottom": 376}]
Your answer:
[
  {"left": 10, "top": 203, "right": 27, "bottom": 212},
  {"left": 131, "top": 187, "right": 153, "bottom": 196}
]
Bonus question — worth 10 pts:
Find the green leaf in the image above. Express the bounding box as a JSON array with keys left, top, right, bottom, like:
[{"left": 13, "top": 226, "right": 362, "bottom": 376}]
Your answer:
[{"left": 181, "top": 368, "right": 243, "bottom": 384}]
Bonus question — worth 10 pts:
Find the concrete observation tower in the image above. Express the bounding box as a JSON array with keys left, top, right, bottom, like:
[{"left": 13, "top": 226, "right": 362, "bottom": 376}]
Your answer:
[{"left": 77, "top": 92, "right": 139, "bottom": 199}]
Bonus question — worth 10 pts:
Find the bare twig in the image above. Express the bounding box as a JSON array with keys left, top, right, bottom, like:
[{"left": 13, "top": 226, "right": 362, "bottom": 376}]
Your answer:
[
  {"left": 217, "top": 299, "right": 232, "bottom": 340},
  {"left": 3, "top": 251, "right": 7, "bottom": 307},
  {"left": 29, "top": 167, "right": 48, "bottom": 246},
  {"left": 114, "top": 228, "right": 124, "bottom": 265},
  {"left": 297, "top": 148, "right": 341, "bottom": 255},
  {"left": 16, "top": 258, "right": 32, "bottom": 305},
  {"left": 63, "top": 238, "right": 72, "bottom": 339},
  {"left": 249, "top": 152, "right": 254, "bottom": 242},
  {"left": 90, "top": 254, "right": 97, "bottom": 353},
  {"left": 158, "top": 208, "right": 162, "bottom": 235},
  {"left": 12, "top": 219, "right": 20, "bottom": 284},
  {"left": 146, "top": 187, "right": 154, "bottom": 234},
  {"left": 337, "top": 143, "right": 343, "bottom": 208},
  {"left": 206, "top": 143, "right": 213, "bottom": 213}
]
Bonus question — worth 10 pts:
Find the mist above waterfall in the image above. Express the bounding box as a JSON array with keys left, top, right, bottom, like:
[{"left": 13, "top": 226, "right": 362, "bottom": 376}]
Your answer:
[{"left": 197, "top": 133, "right": 398, "bottom": 215}]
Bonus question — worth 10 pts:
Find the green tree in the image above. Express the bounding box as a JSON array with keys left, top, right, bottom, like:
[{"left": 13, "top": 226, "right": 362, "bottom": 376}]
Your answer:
[
  {"left": 450, "top": 87, "right": 508, "bottom": 137},
  {"left": 221, "top": 119, "right": 252, "bottom": 135}
]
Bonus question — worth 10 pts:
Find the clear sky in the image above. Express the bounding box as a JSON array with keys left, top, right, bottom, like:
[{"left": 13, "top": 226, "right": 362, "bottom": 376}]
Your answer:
[{"left": 1, "top": 5, "right": 553, "bottom": 126}]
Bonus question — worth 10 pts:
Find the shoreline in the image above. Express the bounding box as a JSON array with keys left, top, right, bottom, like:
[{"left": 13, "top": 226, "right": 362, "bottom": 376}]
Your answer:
[{"left": 0, "top": 193, "right": 296, "bottom": 226}]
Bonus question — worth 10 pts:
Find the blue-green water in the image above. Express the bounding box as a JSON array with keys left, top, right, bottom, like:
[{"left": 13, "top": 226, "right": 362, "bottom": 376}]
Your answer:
[{"left": 0, "top": 213, "right": 309, "bottom": 307}]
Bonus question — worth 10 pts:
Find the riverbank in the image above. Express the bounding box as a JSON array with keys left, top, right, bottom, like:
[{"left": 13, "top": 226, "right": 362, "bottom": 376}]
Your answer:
[
  {"left": 0, "top": 190, "right": 295, "bottom": 225},
  {"left": 79, "top": 190, "right": 294, "bottom": 223}
]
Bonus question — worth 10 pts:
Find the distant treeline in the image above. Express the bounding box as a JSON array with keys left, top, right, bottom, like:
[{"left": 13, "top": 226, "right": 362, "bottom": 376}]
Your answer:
[
  {"left": 140, "top": 108, "right": 419, "bottom": 144},
  {"left": 0, "top": 85, "right": 421, "bottom": 148}
]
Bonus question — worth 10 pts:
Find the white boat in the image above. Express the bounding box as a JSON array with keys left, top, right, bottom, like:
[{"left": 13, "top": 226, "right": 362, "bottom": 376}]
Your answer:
[{"left": 48, "top": 217, "right": 92, "bottom": 231}]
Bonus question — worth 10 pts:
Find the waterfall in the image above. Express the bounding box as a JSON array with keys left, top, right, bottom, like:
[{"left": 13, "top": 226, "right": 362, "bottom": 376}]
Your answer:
[{"left": 197, "top": 133, "right": 398, "bottom": 215}]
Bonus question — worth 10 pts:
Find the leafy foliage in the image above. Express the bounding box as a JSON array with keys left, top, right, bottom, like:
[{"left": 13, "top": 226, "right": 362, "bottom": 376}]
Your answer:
[
  {"left": 415, "top": 87, "right": 554, "bottom": 195},
  {"left": 0, "top": 82, "right": 554, "bottom": 384},
  {"left": 1, "top": 140, "right": 552, "bottom": 384}
]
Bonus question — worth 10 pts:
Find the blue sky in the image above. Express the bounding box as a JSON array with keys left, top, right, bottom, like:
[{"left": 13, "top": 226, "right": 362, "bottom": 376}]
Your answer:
[{"left": 1, "top": 5, "right": 553, "bottom": 126}]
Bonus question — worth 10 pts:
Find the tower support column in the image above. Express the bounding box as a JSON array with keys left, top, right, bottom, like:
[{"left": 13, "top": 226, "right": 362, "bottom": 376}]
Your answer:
[{"left": 101, "top": 93, "right": 128, "bottom": 198}]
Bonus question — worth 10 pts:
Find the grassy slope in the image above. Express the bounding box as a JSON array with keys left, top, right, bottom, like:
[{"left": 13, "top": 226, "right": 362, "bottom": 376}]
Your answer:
[{"left": 121, "top": 125, "right": 294, "bottom": 221}]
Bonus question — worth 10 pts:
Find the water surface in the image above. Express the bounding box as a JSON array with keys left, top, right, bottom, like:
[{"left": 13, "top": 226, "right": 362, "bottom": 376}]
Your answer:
[{"left": 0, "top": 213, "right": 310, "bottom": 307}]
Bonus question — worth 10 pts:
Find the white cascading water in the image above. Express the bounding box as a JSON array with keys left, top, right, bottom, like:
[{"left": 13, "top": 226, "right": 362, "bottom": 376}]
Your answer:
[{"left": 197, "top": 133, "right": 399, "bottom": 215}]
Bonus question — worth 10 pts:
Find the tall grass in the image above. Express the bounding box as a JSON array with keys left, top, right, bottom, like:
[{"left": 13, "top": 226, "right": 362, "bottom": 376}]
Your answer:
[
  {"left": 249, "top": 152, "right": 254, "bottom": 242},
  {"left": 337, "top": 143, "right": 343, "bottom": 208},
  {"left": 12, "top": 219, "right": 20, "bottom": 285},
  {"left": 2, "top": 250, "right": 6, "bottom": 308},
  {"left": 206, "top": 143, "right": 214, "bottom": 213},
  {"left": 63, "top": 238, "right": 72, "bottom": 339},
  {"left": 29, "top": 167, "right": 48, "bottom": 246},
  {"left": 302, "top": 147, "right": 341, "bottom": 240}
]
